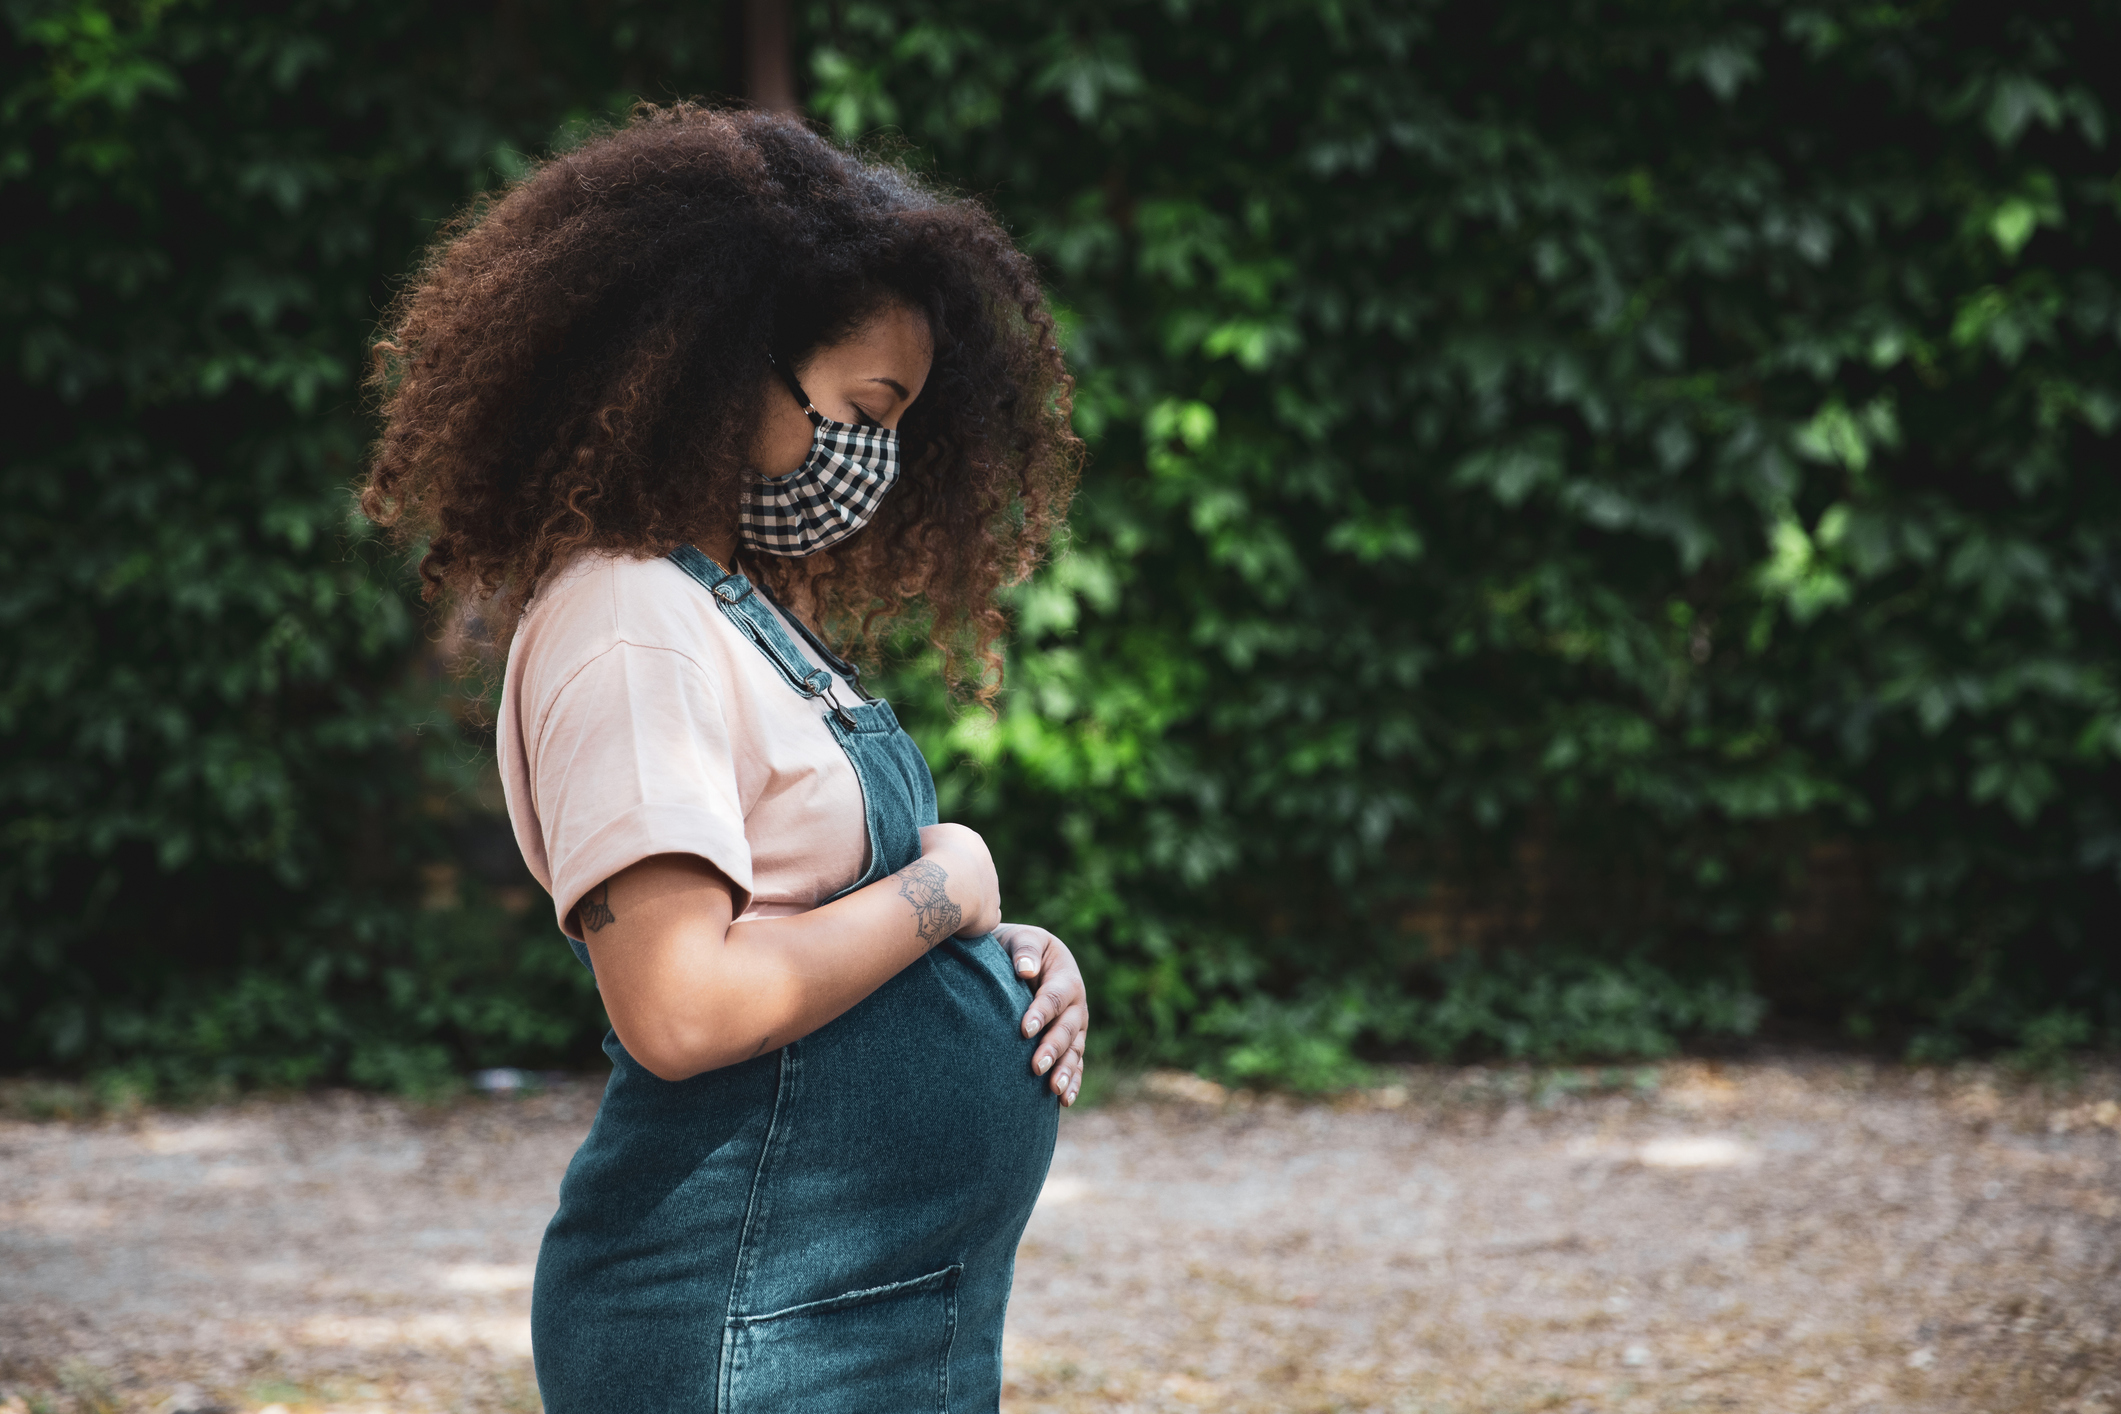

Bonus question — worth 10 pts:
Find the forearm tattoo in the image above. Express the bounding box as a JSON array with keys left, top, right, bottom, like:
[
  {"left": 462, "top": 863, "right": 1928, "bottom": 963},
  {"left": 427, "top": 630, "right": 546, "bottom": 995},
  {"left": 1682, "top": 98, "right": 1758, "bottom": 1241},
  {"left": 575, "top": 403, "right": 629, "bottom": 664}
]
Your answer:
[
  {"left": 896, "top": 860, "right": 963, "bottom": 945},
  {"left": 580, "top": 883, "right": 616, "bottom": 934}
]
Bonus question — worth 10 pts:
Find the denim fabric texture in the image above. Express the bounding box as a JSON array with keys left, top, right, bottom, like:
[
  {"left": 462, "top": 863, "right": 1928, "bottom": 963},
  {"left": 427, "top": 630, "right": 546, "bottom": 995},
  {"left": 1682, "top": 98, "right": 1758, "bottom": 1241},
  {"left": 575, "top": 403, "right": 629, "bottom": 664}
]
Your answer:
[{"left": 532, "top": 546, "right": 1060, "bottom": 1413}]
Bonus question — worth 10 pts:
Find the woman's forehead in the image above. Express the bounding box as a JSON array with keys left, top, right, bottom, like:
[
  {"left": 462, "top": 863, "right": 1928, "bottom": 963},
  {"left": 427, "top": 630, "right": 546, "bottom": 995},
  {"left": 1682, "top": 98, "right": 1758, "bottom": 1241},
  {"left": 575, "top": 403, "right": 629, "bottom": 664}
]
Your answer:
[{"left": 811, "top": 304, "right": 933, "bottom": 383}]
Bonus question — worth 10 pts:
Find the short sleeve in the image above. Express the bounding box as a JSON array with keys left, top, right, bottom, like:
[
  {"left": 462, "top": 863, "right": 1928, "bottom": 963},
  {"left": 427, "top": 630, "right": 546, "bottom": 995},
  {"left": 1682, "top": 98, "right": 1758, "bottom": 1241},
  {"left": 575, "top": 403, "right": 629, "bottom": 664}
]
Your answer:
[{"left": 527, "top": 641, "right": 755, "bottom": 937}]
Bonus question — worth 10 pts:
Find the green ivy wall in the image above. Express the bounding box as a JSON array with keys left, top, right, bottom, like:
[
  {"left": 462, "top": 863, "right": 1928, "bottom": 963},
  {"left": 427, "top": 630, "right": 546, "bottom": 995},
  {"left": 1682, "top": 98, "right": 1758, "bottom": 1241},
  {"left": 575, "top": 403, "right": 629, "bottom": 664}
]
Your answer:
[{"left": 4, "top": 0, "right": 2116, "bottom": 1090}]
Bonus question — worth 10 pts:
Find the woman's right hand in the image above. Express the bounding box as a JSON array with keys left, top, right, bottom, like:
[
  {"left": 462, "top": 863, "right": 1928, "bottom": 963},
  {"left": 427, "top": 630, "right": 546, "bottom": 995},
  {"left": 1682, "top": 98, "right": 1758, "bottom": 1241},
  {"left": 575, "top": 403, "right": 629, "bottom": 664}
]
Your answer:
[{"left": 912, "top": 823, "right": 1002, "bottom": 942}]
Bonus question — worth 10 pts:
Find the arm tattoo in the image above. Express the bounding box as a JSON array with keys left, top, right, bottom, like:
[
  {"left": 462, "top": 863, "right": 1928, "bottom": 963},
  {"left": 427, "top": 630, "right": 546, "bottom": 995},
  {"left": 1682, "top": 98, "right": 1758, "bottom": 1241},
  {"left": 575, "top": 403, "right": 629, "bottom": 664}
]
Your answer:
[
  {"left": 580, "top": 883, "right": 616, "bottom": 934},
  {"left": 896, "top": 860, "right": 963, "bottom": 945}
]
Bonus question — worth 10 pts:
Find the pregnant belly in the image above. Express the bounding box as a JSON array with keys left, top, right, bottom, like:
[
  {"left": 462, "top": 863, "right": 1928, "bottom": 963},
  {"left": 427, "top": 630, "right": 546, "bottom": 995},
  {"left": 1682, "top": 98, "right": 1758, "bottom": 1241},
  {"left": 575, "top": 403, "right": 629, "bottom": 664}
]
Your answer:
[
  {"left": 728, "top": 932, "right": 1060, "bottom": 1319},
  {"left": 533, "top": 933, "right": 1056, "bottom": 1413}
]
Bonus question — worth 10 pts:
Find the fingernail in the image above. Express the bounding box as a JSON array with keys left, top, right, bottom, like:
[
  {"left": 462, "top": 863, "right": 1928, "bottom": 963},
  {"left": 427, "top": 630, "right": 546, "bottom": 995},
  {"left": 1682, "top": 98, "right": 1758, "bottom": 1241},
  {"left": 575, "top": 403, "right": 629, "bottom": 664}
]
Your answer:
[
  {"left": 1016, "top": 957, "right": 1036, "bottom": 973},
  {"left": 1036, "top": 1053, "right": 1053, "bottom": 1075},
  {"left": 1023, "top": 1013, "right": 1041, "bottom": 1033},
  {"left": 1055, "top": 1070, "right": 1070, "bottom": 1089}
]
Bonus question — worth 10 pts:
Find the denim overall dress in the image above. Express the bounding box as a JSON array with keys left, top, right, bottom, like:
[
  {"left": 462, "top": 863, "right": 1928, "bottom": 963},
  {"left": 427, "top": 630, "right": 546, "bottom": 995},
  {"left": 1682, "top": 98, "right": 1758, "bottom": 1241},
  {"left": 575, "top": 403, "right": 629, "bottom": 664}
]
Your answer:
[{"left": 531, "top": 546, "right": 1060, "bottom": 1412}]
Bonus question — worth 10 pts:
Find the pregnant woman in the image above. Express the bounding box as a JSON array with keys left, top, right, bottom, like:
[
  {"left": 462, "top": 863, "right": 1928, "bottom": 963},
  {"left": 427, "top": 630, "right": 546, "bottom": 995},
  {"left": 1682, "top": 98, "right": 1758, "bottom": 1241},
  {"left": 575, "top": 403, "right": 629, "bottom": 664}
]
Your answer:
[{"left": 361, "top": 106, "right": 1086, "bottom": 1411}]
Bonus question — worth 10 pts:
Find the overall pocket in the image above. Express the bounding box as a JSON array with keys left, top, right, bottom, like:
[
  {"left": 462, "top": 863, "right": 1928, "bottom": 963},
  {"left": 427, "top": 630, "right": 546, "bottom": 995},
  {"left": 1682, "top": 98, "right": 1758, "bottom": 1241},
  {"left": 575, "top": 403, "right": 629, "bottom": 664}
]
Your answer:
[{"left": 722, "top": 1264, "right": 961, "bottom": 1413}]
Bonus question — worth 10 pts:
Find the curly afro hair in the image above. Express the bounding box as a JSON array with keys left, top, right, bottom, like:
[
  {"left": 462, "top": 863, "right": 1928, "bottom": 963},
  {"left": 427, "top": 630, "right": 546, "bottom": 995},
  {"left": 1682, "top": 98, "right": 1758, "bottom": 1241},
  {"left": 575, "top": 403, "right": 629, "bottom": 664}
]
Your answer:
[{"left": 361, "top": 103, "right": 1080, "bottom": 697}]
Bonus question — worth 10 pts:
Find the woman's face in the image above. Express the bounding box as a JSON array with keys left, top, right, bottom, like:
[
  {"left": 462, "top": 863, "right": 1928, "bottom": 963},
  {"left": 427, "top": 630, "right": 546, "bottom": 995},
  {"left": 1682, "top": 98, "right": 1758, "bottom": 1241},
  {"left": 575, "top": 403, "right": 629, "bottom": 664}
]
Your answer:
[{"left": 751, "top": 302, "right": 934, "bottom": 479}]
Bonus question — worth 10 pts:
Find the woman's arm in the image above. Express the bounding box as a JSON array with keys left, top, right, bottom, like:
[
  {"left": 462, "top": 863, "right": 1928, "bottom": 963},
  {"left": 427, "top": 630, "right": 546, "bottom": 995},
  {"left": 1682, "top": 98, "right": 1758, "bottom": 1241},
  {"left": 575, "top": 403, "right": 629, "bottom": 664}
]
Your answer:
[{"left": 581, "top": 823, "right": 1001, "bottom": 1081}]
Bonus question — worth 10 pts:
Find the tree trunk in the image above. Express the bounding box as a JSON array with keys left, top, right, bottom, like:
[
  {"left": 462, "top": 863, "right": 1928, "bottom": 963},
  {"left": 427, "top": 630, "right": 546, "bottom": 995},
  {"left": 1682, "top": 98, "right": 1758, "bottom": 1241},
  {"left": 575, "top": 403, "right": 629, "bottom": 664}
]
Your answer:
[{"left": 743, "top": 0, "right": 795, "bottom": 111}]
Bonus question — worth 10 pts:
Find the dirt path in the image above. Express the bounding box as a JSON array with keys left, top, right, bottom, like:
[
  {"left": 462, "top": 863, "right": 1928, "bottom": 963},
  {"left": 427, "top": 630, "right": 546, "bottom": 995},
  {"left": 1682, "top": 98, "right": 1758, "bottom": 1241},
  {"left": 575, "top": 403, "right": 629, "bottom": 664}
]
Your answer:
[{"left": 3, "top": 1059, "right": 2117, "bottom": 1413}]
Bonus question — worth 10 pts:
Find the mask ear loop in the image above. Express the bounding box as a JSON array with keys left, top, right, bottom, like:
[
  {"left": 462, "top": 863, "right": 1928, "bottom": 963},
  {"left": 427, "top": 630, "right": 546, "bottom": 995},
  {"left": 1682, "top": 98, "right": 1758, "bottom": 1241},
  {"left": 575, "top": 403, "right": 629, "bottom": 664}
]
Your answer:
[{"left": 767, "top": 353, "right": 825, "bottom": 428}]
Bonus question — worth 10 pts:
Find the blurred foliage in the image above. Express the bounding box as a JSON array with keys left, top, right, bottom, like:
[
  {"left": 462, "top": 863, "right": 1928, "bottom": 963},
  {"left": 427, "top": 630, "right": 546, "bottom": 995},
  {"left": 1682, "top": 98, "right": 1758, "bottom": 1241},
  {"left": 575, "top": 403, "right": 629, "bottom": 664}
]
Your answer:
[
  {"left": 828, "top": 0, "right": 2121, "bottom": 1078},
  {"left": 3, "top": 0, "right": 2117, "bottom": 1091},
  {"left": 0, "top": 0, "right": 741, "bottom": 1086}
]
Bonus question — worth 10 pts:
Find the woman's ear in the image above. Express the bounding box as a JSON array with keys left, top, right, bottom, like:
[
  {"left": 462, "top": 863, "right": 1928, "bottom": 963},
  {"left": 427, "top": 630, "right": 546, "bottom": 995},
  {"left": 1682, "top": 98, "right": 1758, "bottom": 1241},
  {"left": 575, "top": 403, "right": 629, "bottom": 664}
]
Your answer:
[{"left": 749, "top": 366, "right": 821, "bottom": 481}]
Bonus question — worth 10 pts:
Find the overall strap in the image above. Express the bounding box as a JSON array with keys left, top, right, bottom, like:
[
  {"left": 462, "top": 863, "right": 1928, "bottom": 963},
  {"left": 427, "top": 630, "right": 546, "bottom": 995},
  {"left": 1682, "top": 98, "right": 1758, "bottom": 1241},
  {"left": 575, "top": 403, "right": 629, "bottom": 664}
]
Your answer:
[
  {"left": 668, "top": 544, "right": 934, "bottom": 897},
  {"left": 752, "top": 577, "right": 876, "bottom": 703},
  {"left": 667, "top": 545, "right": 852, "bottom": 719}
]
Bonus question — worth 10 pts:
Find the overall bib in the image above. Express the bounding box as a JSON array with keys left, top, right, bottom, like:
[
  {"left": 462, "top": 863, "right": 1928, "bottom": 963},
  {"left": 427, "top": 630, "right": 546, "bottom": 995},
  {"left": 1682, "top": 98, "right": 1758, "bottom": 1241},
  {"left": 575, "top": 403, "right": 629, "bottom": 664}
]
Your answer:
[{"left": 531, "top": 546, "right": 1060, "bottom": 1413}]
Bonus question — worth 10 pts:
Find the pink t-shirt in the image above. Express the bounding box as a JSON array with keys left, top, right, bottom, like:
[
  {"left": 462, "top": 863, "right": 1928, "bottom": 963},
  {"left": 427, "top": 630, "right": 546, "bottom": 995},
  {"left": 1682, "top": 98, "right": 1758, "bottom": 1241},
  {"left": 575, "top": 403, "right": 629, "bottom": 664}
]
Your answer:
[{"left": 498, "top": 551, "right": 869, "bottom": 938}]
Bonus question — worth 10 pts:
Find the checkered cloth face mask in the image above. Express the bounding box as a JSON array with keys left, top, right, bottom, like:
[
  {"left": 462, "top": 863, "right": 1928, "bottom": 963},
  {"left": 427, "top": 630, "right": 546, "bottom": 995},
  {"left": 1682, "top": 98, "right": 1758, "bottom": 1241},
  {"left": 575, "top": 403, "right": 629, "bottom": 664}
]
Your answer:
[{"left": 739, "top": 358, "right": 902, "bottom": 557}]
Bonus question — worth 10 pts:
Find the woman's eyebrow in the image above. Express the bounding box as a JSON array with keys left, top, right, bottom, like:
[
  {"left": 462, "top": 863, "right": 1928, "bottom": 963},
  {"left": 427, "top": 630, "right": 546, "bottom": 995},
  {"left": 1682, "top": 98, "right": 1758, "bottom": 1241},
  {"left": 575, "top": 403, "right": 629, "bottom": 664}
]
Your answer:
[{"left": 864, "top": 377, "right": 911, "bottom": 399}]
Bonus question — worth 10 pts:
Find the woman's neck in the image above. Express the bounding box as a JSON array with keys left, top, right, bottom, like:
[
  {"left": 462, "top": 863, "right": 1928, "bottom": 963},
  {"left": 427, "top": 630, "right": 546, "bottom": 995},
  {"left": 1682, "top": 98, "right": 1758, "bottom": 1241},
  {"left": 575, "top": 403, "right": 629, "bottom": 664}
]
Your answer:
[{"left": 693, "top": 527, "right": 740, "bottom": 572}]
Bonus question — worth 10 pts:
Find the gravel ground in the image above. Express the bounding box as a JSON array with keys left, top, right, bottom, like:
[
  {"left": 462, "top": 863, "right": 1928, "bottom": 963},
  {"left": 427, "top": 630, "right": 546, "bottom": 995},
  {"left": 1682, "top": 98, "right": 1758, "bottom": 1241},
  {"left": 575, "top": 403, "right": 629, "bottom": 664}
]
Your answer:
[{"left": 2, "top": 1058, "right": 2117, "bottom": 1414}]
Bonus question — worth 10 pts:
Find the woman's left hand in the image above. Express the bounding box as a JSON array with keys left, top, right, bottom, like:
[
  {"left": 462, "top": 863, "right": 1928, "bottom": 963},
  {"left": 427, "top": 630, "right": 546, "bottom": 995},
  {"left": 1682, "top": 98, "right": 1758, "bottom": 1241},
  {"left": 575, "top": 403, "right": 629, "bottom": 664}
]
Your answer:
[{"left": 997, "top": 923, "right": 1088, "bottom": 1107}]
